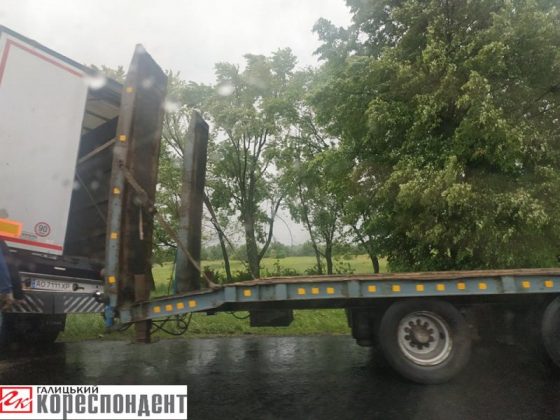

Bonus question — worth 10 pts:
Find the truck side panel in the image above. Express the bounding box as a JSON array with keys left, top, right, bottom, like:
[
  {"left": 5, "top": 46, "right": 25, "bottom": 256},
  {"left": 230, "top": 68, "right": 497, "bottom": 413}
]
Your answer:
[{"left": 0, "top": 32, "right": 89, "bottom": 255}]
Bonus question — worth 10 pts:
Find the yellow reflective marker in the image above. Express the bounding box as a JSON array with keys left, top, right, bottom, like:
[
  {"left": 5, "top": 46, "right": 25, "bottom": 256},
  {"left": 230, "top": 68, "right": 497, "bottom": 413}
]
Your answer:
[
  {"left": 108, "top": 276, "right": 116, "bottom": 284},
  {"left": 165, "top": 304, "right": 173, "bottom": 312},
  {"left": 153, "top": 306, "right": 161, "bottom": 313},
  {"left": 436, "top": 284, "right": 445, "bottom": 292},
  {"left": 188, "top": 300, "right": 197, "bottom": 308},
  {"left": 545, "top": 280, "right": 554, "bottom": 288},
  {"left": 392, "top": 284, "right": 401, "bottom": 293},
  {"left": 326, "top": 287, "right": 335, "bottom": 295},
  {"left": 110, "top": 232, "right": 118, "bottom": 239},
  {"left": 479, "top": 282, "right": 487, "bottom": 290},
  {"left": 457, "top": 282, "right": 466, "bottom": 290},
  {"left": 119, "top": 134, "right": 127, "bottom": 142},
  {"left": 416, "top": 284, "right": 424, "bottom": 292},
  {"left": 177, "top": 302, "right": 185, "bottom": 310},
  {"left": 297, "top": 288, "right": 306, "bottom": 296},
  {"left": 522, "top": 280, "right": 531, "bottom": 289},
  {"left": 113, "top": 187, "right": 121, "bottom": 195},
  {"left": 368, "top": 285, "right": 377, "bottom": 293},
  {"left": 126, "top": 86, "right": 134, "bottom": 93},
  {"left": 311, "top": 287, "right": 320, "bottom": 295},
  {"left": 243, "top": 289, "right": 252, "bottom": 297},
  {"left": 0, "top": 218, "right": 22, "bottom": 238}
]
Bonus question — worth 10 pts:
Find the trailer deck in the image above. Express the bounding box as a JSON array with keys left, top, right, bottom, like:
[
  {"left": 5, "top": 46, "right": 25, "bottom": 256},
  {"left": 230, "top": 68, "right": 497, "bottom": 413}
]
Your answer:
[{"left": 119, "top": 268, "right": 560, "bottom": 323}]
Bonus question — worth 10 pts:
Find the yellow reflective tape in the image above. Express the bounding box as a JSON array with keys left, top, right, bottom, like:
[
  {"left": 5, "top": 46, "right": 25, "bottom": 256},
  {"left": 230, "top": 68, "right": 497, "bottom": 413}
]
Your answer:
[
  {"left": 392, "top": 284, "right": 401, "bottom": 292},
  {"left": 126, "top": 86, "right": 134, "bottom": 93},
  {"left": 545, "top": 280, "right": 554, "bottom": 288},
  {"left": 177, "top": 302, "right": 185, "bottom": 310},
  {"left": 0, "top": 218, "right": 22, "bottom": 238},
  {"left": 436, "top": 284, "right": 445, "bottom": 292},
  {"left": 243, "top": 289, "right": 252, "bottom": 297},
  {"left": 522, "top": 280, "right": 531, "bottom": 289},
  {"left": 188, "top": 300, "right": 197, "bottom": 308},
  {"left": 457, "top": 282, "right": 466, "bottom": 290},
  {"left": 416, "top": 284, "right": 424, "bottom": 292},
  {"left": 108, "top": 276, "right": 116, "bottom": 284},
  {"left": 165, "top": 304, "right": 173, "bottom": 312},
  {"left": 311, "top": 287, "right": 319, "bottom": 295},
  {"left": 368, "top": 285, "right": 377, "bottom": 293},
  {"left": 479, "top": 282, "right": 487, "bottom": 290},
  {"left": 153, "top": 306, "right": 161, "bottom": 313},
  {"left": 119, "top": 134, "right": 127, "bottom": 142},
  {"left": 110, "top": 232, "right": 118, "bottom": 239},
  {"left": 326, "top": 287, "right": 334, "bottom": 295},
  {"left": 297, "top": 288, "right": 306, "bottom": 295},
  {"left": 113, "top": 187, "right": 121, "bottom": 195}
]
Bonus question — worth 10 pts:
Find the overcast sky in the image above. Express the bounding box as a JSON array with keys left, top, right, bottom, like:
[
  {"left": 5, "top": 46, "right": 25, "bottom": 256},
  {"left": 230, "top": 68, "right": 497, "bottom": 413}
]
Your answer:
[
  {"left": 0, "top": 0, "right": 351, "bottom": 84},
  {"left": 0, "top": 0, "right": 352, "bottom": 244}
]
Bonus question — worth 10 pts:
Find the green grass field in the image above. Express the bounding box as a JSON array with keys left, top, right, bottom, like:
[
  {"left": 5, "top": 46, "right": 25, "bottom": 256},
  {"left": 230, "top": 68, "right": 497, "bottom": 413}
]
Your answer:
[{"left": 60, "top": 255, "right": 384, "bottom": 342}]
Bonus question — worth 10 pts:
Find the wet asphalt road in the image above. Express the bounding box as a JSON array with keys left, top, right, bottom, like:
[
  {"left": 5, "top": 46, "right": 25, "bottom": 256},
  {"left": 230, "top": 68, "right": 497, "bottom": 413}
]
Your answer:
[{"left": 0, "top": 335, "right": 559, "bottom": 420}]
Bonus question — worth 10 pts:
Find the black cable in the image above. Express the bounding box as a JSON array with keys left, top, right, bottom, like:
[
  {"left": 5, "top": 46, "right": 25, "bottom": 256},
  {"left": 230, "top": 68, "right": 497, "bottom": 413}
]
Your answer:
[
  {"left": 150, "top": 313, "right": 193, "bottom": 336},
  {"left": 227, "top": 311, "right": 250, "bottom": 320},
  {"left": 117, "top": 323, "right": 132, "bottom": 331}
]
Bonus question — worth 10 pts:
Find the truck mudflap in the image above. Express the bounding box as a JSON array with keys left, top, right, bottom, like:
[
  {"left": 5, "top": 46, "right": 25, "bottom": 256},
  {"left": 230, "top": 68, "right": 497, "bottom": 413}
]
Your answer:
[{"left": 9, "top": 291, "right": 104, "bottom": 314}]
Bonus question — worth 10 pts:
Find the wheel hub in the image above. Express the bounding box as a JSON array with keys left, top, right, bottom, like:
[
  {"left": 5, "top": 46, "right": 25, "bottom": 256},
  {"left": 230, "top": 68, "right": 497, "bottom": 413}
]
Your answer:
[
  {"left": 404, "top": 319, "right": 435, "bottom": 349},
  {"left": 397, "top": 311, "right": 452, "bottom": 366}
]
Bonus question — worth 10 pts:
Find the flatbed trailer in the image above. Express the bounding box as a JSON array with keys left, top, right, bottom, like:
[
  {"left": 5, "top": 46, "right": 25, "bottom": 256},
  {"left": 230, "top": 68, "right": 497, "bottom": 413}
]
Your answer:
[
  {"left": 114, "top": 268, "right": 560, "bottom": 384},
  {"left": 121, "top": 268, "right": 560, "bottom": 322}
]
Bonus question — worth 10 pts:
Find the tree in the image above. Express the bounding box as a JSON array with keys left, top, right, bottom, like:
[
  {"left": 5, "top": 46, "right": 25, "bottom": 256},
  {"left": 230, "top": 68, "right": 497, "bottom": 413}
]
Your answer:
[
  {"left": 276, "top": 69, "right": 341, "bottom": 274},
  {"left": 202, "top": 50, "right": 299, "bottom": 277},
  {"left": 313, "top": 0, "right": 560, "bottom": 270}
]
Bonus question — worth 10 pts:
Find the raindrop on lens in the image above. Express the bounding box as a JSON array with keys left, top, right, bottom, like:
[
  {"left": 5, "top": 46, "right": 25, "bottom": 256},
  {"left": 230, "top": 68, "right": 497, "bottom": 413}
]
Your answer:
[
  {"left": 164, "top": 100, "right": 180, "bottom": 113},
  {"left": 217, "top": 82, "right": 235, "bottom": 96},
  {"left": 85, "top": 73, "right": 107, "bottom": 90}
]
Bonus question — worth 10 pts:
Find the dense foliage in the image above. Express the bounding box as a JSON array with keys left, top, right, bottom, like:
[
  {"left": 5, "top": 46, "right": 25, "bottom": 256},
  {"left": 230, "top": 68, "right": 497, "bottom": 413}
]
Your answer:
[{"left": 312, "top": 0, "right": 560, "bottom": 270}]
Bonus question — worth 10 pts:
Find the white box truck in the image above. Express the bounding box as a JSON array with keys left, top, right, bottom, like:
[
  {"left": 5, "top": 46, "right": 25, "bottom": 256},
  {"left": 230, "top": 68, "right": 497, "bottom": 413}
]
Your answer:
[{"left": 0, "top": 26, "right": 166, "bottom": 344}]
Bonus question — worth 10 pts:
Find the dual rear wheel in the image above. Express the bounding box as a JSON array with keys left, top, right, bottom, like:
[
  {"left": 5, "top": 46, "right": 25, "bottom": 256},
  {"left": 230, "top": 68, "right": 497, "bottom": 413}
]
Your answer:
[{"left": 376, "top": 296, "right": 560, "bottom": 384}]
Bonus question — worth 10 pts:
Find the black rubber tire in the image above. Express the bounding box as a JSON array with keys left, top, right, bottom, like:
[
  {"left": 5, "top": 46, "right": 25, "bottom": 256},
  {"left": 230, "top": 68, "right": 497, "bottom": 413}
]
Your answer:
[
  {"left": 378, "top": 299, "right": 472, "bottom": 384},
  {"left": 0, "top": 313, "right": 14, "bottom": 349},
  {"left": 541, "top": 296, "right": 560, "bottom": 368},
  {"left": 10, "top": 314, "right": 65, "bottom": 345}
]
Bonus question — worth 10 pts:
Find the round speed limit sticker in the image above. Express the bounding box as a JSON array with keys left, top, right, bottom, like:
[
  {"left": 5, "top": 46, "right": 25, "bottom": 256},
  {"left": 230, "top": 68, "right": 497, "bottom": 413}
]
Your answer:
[{"left": 34, "top": 222, "right": 51, "bottom": 237}]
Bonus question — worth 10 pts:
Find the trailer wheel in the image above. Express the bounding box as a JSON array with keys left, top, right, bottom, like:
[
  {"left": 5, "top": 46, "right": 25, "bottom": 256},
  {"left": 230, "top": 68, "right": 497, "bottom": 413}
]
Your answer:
[
  {"left": 378, "top": 299, "right": 472, "bottom": 384},
  {"left": 541, "top": 296, "right": 560, "bottom": 368}
]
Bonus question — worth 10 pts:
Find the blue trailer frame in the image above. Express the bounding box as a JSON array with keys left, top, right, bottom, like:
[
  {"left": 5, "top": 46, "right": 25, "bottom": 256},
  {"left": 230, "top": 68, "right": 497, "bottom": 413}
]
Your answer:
[{"left": 119, "top": 269, "right": 560, "bottom": 323}]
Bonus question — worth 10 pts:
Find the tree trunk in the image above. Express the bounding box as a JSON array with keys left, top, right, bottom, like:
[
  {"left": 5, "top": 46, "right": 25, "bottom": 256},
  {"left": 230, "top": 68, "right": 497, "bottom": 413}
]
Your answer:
[
  {"left": 244, "top": 220, "right": 260, "bottom": 278},
  {"left": 351, "top": 224, "right": 380, "bottom": 274},
  {"left": 313, "top": 248, "right": 323, "bottom": 274},
  {"left": 370, "top": 254, "right": 380, "bottom": 274},
  {"left": 325, "top": 243, "right": 333, "bottom": 275},
  {"left": 203, "top": 194, "right": 233, "bottom": 282},
  {"left": 298, "top": 186, "right": 323, "bottom": 274},
  {"left": 218, "top": 234, "right": 233, "bottom": 282}
]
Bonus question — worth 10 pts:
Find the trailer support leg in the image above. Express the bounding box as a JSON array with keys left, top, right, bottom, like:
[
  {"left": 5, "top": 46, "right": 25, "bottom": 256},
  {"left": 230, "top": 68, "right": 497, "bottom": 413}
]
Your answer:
[{"left": 134, "top": 273, "right": 152, "bottom": 343}]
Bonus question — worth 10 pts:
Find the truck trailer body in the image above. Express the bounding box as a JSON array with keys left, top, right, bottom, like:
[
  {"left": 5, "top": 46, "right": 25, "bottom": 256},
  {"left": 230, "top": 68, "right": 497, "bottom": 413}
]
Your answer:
[{"left": 0, "top": 26, "right": 165, "bottom": 342}]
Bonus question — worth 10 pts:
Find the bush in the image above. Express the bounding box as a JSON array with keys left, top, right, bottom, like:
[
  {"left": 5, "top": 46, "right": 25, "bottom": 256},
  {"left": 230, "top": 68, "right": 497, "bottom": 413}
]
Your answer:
[{"left": 264, "top": 259, "right": 299, "bottom": 277}]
